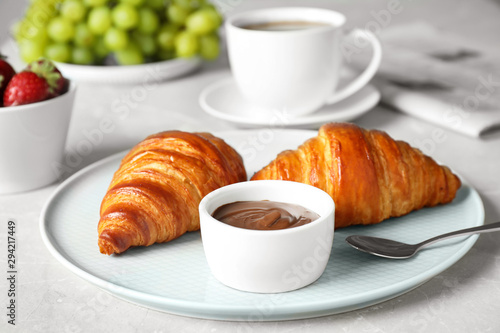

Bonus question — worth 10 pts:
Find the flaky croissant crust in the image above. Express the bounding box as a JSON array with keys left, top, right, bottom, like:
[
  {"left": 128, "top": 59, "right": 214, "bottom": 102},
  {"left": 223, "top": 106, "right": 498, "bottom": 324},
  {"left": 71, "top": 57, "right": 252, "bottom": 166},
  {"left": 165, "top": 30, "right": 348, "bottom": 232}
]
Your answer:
[
  {"left": 251, "top": 122, "right": 461, "bottom": 228},
  {"left": 98, "top": 131, "right": 247, "bottom": 255}
]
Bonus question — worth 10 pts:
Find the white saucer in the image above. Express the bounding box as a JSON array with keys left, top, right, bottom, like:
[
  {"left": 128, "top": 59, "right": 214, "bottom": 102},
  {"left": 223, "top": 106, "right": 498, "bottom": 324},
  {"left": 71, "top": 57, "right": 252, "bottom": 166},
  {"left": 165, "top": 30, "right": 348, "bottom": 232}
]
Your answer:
[{"left": 199, "top": 76, "right": 380, "bottom": 129}]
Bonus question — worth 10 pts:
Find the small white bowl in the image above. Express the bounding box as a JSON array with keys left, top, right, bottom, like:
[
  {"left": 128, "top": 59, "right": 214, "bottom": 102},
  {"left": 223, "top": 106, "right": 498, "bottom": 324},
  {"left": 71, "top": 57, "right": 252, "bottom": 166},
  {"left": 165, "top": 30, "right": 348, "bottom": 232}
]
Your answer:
[
  {"left": 199, "top": 180, "right": 335, "bottom": 293},
  {"left": 0, "top": 83, "right": 76, "bottom": 194}
]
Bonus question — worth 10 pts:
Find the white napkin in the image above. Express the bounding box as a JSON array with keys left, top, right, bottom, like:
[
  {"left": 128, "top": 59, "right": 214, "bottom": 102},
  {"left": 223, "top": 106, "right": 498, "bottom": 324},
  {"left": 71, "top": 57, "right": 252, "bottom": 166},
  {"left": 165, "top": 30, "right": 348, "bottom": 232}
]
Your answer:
[{"left": 352, "top": 22, "right": 500, "bottom": 137}]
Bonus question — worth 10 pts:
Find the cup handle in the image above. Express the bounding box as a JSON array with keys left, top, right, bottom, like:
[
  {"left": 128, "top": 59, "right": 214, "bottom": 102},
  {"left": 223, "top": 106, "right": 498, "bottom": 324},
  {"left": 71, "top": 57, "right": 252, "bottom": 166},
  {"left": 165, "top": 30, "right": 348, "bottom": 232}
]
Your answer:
[{"left": 326, "top": 29, "right": 382, "bottom": 105}]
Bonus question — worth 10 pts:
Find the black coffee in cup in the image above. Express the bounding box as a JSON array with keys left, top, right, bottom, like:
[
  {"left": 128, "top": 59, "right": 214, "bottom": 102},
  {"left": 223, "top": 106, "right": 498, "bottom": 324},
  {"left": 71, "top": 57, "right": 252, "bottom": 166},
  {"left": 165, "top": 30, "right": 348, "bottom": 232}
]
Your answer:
[{"left": 242, "top": 21, "right": 330, "bottom": 31}]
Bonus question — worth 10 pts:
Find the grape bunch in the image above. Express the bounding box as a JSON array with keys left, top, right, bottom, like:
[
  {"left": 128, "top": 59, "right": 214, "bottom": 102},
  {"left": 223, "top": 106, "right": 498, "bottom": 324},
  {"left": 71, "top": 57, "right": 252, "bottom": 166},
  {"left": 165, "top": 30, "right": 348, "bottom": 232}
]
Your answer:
[{"left": 13, "top": 0, "right": 222, "bottom": 66}]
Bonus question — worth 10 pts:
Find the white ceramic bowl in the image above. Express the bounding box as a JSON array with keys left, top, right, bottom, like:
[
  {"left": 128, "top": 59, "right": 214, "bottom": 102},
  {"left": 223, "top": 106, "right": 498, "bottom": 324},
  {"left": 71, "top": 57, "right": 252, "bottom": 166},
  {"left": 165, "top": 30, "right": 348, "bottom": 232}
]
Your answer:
[
  {"left": 0, "top": 83, "right": 76, "bottom": 194},
  {"left": 54, "top": 57, "right": 201, "bottom": 84},
  {"left": 199, "top": 180, "right": 335, "bottom": 293}
]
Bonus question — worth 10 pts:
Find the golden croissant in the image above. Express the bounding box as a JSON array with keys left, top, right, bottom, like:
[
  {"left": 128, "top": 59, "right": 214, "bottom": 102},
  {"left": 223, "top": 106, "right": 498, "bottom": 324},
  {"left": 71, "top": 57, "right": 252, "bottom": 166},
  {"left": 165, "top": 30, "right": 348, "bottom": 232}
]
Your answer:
[
  {"left": 98, "top": 131, "right": 247, "bottom": 255},
  {"left": 251, "top": 122, "right": 461, "bottom": 228}
]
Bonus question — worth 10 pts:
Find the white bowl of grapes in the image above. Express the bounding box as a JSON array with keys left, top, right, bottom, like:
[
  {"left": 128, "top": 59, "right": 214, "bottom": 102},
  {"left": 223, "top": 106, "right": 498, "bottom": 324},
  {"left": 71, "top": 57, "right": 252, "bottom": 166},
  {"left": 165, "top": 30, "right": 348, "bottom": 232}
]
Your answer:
[{"left": 13, "top": 0, "right": 222, "bottom": 83}]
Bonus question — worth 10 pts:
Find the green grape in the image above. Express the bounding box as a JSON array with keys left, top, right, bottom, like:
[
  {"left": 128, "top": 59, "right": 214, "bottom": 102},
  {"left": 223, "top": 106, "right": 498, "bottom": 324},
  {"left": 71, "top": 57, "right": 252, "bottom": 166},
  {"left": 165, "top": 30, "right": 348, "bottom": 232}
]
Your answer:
[
  {"left": 15, "top": 0, "right": 223, "bottom": 66},
  {"left": 115, "top": 42, "right": 144, "bottom": 65},
  {"left": 174, "top": 30, "right": 198, "bottom": 58},
  {"left": 18, "top": 39, "right": 45, "bottom": 63},
  {"left": 11, "top": 21, "right": 22, "bottom": 40},
  {"left": 45, "top": 43, "right": 72, "bottom": 62},
  {"left": 93, "top": 37, "right": 109, "bottom": 59},
  {"left": 104, "top": 27, "right": 129, "bottom": 51},
  {"left": 199, "top": 34, "right": 219, "bottom": 60},
  {"left": 15, "top": 0, "right": 57, "bottom": 42},
  {"left": 173, "top": 0, "right": 191, "bottom": 10},
  {"left": 87, "top": 6, "right": 112, "bottom": 35},
  {"left": 26, "top": 1, "right": 58, "bottom": 24},
  {"left": 28, "top": 0, "right": 58, "bottom": 12},
  {"left": 84, "top": 0, "right": 108, "bottom": 7},
  {"left": 47, "top": 17, "right": 75, "bottom": 43},
  {"left": 156, "top": 24, "right": 177, "bottom": 50},
  {"left": 186, "top": 8, "right": 220, "bottom": 35},
  {"left": 74, "top": 23, "right": 95, "bottom": 47},
  {"left": 137, "top": 7, "right": 160, "bottom": 34},
  {"left": 112, "top": 3, "right": 139, "bottom": 30},
  {"left": 25, "top": 10, "right": 54, "bottom": 32},
  {"left": 174, "top": 0, "right": 206, "bottom": 11},
  {"left": 204, "top": 5, "right": 223, "bottom": 26},
  {"left": 60, "top": 0, "right": 87, "bottom": 22},
  {"left": 133, "top": 32, "right": 157, "bottom": 56},
  {"left": 145, "top": 0, "right": 165, "bottom": 10},
  {"left": 193, "top": 0, "right": 208, "bottom": 7},
  {"left": 200, "top": 3, "right": 220, "bottom": 11},
  {"left": 13, "top": 21, "right": 29, "bottom": 40},
  {"left": 72, "top": 46, "right": 95, "bottom": 64},
  {"left": 167, "top": 4, "right": 189, "bottom": 25},
  {"left": 157, "top": 48, "right": 175, "bottom": 61},
  {"left": 119, "top": 0, "right": 146, "bottom": 6},
  {"left": 15, "top": 21, "right": 48, "bottom": 44}
]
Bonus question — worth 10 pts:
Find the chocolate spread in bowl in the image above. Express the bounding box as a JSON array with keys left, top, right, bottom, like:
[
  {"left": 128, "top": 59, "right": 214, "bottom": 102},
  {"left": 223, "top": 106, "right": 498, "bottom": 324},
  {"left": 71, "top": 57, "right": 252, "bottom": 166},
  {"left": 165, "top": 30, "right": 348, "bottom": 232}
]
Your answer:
[{"left": 211, "top": 200, "right": 319, "bottom": 230}]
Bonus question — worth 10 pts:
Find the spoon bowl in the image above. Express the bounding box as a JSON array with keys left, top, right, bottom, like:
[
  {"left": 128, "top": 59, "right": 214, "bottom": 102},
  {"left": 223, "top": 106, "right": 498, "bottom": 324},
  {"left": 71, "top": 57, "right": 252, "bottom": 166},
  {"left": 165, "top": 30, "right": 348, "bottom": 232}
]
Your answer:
[{"left": 346, "top": 221, "right": 500, "bottom": 259}]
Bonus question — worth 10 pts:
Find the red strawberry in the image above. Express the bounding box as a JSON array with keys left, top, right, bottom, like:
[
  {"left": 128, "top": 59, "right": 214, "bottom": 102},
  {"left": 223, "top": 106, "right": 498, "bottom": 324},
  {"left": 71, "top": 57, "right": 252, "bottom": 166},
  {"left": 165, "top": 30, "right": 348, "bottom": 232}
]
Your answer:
[
  {"left": 3, "top": 58, "right": 68, "bottom": 106},
  {"left": 26, "top": 59, "right": 68, "bottom": 98},
  {"left": 0, "top": 55, "right": 16, "bottom": 106},
  {"left": 3, "top": 71, "right": 51, "bottom": 106}
]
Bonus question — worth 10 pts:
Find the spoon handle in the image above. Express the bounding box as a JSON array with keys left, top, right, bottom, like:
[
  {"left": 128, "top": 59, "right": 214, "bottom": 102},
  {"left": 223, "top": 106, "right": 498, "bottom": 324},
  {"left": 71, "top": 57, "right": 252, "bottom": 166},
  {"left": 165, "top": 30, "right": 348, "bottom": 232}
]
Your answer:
[{"left": 418, "top": 221, "right": 500, "bottom": 248}]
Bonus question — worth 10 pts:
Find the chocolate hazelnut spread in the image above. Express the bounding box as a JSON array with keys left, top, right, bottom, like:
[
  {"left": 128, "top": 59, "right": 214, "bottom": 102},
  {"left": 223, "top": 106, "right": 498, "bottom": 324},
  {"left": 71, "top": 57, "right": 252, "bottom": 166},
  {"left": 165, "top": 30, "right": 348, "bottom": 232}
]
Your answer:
[{"left": 211, "top": 200, "right": 320, "bottom": 230}]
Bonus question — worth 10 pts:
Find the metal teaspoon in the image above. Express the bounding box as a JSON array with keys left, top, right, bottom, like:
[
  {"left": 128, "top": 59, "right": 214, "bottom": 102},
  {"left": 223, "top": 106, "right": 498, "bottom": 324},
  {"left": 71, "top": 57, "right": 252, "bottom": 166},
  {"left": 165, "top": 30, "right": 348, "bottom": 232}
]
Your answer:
[{"left": 345, "top": 221, "right": 500, "bottom": 259}]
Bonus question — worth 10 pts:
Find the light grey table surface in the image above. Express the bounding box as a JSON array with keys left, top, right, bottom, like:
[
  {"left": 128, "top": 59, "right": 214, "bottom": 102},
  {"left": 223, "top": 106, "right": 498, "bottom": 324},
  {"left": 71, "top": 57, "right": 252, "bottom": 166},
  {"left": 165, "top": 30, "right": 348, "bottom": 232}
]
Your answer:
[{"left": 1, "top": 0, "right": 500, "bottom": 332}]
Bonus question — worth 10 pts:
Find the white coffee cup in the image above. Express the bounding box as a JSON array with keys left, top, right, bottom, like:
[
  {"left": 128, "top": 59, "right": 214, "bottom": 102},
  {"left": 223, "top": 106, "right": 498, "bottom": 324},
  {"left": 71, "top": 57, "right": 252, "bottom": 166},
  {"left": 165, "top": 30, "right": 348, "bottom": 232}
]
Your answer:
[{"left": 225, "top": 7, "right": 382, "bottom": 117}]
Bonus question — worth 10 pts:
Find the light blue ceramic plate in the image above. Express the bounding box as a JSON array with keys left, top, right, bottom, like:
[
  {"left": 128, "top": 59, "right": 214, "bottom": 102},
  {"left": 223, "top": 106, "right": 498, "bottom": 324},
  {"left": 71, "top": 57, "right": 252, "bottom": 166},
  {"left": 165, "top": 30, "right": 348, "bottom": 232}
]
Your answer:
[{"left": 40, "top": 129, "right": 484, "bottom": 321}]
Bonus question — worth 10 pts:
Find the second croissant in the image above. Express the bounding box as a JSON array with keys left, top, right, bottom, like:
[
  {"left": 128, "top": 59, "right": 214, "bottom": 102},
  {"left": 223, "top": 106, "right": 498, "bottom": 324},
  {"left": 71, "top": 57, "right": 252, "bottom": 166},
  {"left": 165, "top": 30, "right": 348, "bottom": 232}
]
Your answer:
[{"left": 251, "top": 122, "right": 462, "bottom": 228}]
